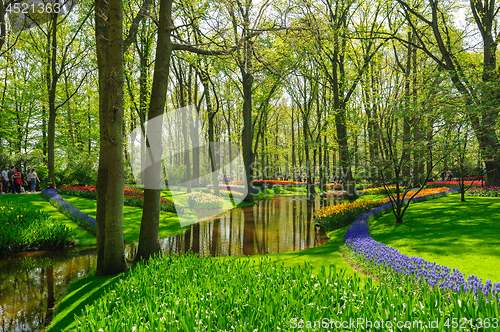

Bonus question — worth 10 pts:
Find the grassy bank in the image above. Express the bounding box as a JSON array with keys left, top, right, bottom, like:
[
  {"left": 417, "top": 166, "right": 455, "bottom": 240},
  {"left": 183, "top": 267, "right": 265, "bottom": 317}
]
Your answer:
[
  {"left": 369, "top": 195, "right": 500, "bottom": 282},
  {"left": 0, "top": 193, "right": 96, "bottom": 247},
  {"left": 47, "top": 192, "right": 500, "bottom": 331},
  {"left": 51, "top": 254, "right": 499, "bottom": 332},
  {"left": 60, "top": 195, "right": 189, "bottom": 243},
  {"left": 46, "top": 225, "right": 358, "bottom": 332},
  {"left": 60, "top": 189, "right": 255, "bottom": 243}
]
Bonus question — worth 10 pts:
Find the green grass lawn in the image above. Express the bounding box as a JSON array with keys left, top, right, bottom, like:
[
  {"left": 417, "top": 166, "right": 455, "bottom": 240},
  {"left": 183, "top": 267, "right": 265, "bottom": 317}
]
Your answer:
[
  {"left": 356, "top": 193, "right": 387, "bottom": 202},
  {"left": 369, "top": 195, "right": 500, "bottom": 282},
  {"left": 60, "top": 195, "right": 190, "bottom": 243},
  {"left": 0, "top": 193, "right": 96, "bottom": 246}
]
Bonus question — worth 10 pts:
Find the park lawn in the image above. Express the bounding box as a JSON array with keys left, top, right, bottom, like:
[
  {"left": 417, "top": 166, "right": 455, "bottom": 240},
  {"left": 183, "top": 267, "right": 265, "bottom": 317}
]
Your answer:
[
  {"left": 356, "top": 193, "right": 386, "bottom": 202},
  {"left": 369, "top": 195, "right": 500, "bottom": 282},
  {"left": 60, "top": 195, "right": 190, "bottom": 243},
  {"left": 245, "top": 193, "right": 393, "bottom": 278},
  {"left": 0, "top": 193, "right": 96, "bottom": 246}
]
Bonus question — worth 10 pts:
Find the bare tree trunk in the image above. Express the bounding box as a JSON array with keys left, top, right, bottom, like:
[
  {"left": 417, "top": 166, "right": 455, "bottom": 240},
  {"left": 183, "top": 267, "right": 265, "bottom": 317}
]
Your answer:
[
  {"left": 241, "top": 71, "right": 254, "bottom": 202},
  {"left": 189, "top": 68, "right": 200, "bottom": 186},
  {"left": 135, "top": 0, "right": 174, "bottom": 261},
  {"left": 402, "top": 32, "right": 412, "bottom": 183},
  {"left": 64, "top": 78, "right": 75, "bottom": 149},
  {"left": 47, "top": 12, "right": 59, "bottom": 189},
  {"left": 291, "top": 108, "right": 295, "bottom": 167},
  {"left": 198, "top": 67, "right": 220, "bottom": 196},
  {"left": 95, "top": 0, "right": 128, "bottom": 275}
]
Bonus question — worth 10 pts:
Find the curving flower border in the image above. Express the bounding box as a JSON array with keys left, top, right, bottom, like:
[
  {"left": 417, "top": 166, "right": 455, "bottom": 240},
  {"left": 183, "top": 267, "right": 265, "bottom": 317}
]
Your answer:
[
  {"left": 41, "top": 189, "right": 96, "bottom": 235},
  {"left": 56, "top": 186, "right": 185, "bottom": 215},
  {"left": 344, "top": 187, "right": 500, "bottom": 300}
]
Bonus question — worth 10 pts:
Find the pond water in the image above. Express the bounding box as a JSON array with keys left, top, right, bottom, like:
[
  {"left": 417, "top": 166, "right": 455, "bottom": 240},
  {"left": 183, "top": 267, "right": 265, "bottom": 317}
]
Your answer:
[{"left": 0, "top": 194, "right": 338, "bottom": 331}]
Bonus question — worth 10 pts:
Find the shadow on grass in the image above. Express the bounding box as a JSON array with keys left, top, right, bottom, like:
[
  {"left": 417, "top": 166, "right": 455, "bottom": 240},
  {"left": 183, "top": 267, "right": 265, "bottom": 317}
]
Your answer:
[{"left": 47, "top": 272, "right": 122, "bottom": 332}]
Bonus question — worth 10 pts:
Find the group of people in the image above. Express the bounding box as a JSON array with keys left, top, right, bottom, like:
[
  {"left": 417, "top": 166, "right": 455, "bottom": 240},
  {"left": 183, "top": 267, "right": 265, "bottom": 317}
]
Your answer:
[
  {"left": 219, "top": 174, "right": 234, "bottom": 184},
  {"left": 440, "top": 170, "right": 453, "bottom": 181},
  {"left": 1, "top": 166, "right": 40, "bottom": 194}
]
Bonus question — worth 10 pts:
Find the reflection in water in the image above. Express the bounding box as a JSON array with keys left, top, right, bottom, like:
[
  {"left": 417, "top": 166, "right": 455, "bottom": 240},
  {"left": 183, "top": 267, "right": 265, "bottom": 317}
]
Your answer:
[
  {"left": 1, "top": 194, "right": 337, "bottom": 331},
  {"left": 0, "top": 247, "right": 97, "bottom": 332},
  {"left": 126, "top": 195, "right": 335, "bottom": 257}
]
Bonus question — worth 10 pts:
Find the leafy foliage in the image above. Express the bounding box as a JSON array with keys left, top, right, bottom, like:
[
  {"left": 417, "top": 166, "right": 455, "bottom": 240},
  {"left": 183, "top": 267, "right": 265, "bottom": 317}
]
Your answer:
[{"left": 0, "top": 200, "right": 73, "bottom": 254}]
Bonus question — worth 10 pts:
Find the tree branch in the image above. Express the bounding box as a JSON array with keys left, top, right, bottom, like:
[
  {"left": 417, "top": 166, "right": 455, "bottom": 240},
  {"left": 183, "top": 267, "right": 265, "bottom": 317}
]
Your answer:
[{"left": 123, "top": 0, "right": 153, "bottom": 53}]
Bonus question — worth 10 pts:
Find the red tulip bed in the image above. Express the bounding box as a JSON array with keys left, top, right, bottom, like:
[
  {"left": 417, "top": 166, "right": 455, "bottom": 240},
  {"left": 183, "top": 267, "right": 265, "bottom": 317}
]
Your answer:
[
  {"left": 426, "top": 181, "right": 483, "bottom": 187},
  {"left": 56, "top": 186, "right": 184, "bottom": 214},
  {"left": 253, "top": 180, "right": 306, "bottom": 186}
]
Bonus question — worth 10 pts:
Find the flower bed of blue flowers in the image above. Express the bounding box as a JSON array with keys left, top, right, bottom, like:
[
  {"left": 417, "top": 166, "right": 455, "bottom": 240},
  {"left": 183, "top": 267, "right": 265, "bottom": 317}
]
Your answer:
[
  {"left": 41, "top": 189, "right": 96, "bottom": 236},
  {"left": 343, "top": 187, "right": 500, "bottom": 301}
]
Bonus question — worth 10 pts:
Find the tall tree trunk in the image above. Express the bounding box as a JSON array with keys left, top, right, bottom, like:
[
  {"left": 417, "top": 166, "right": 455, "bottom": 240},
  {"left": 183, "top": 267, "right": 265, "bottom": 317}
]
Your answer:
[
  {"left": 261, "top": 128, "right": 265, "bottom": 178},
  {"left": 303, "top": 118, "right": 314, "bottom": 201},
  {"left": 176, "top": 63, "right": 191, "bottom": 193},
  {"left": 412, "top": 44, "right": 424, "bottom": 186},
  {"left": 402, "top": 32, "right": 412, "bottom": 183},
  {"left": 47, "top": 12, "right": 59, "bottom": 189},
  {"left": 197, "top": 67, "right": 220, "bottom": 196},
  {"left": 65, "top": 80, "right": 76, "bottom": 149},
  {"left": 291, "top": 108, "right": 295, "bottom": 167},
  {"left": 135, "top": 0, "right": 174, "bottom": 261},
  {"left": 228, "top": 112, "right": 232, "bottom": 178},
  {"left": 426, "top": 116, "right": 433, "bottom": 176},
  {"left": 138, "top": 36, "right": 150, "bottom": 185},
  {"left": 0, "top": 2, "right": 6, "bottom": 53},
  {"left": 323, "top": 135, "right": 327, "bottom": 186},
  {"left": 95, "top": 0, "right": 128, "bottom": 275},
  {"left": 88, "top": 100, "right": 92, "bottom": 166},
  {"left": 241, "top": 71, "right": 254, "bottom": 202},
  {"left": 189, "top": 68, "right": 200, "bottom": 186},
  {"left": 332, "top": 14, "right": 355, "bottom": 197}
]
